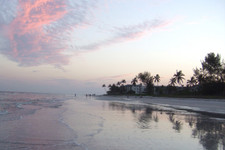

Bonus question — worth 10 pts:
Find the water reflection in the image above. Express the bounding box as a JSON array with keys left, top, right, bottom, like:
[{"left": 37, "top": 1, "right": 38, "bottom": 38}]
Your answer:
[
  {"left": 168, "top": 113, "right": 182, "bottom": 132},
  {"left": 109, "top": 102, "right": 156, "bottom": 129},
  {"left": 137, "top": 107, "right": 153, "bottom": 129},
  {"left": 108, "top": 102, "right": 225, "bottom": 150},
  {"left": 191, "top": 118, "right": 225, "bottom": 150}
]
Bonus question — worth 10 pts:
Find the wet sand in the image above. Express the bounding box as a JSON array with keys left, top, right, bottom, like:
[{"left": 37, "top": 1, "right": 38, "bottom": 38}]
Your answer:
[{"left": 97, "top": 95, "right": 225, "bottom": 117}]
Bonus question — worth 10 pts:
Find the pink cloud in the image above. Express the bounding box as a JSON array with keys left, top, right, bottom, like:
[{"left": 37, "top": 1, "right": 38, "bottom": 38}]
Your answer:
[
  {"left": 79, "top": 19, "right": 173, "bottom": 51},
  {"left": 6, "top": 0, "right": 68, "bottom": 66},
  {"left": 0, "top": 0, "right": 96, "bottom": 67},
  {"left": 0, "top": 0, "right": 173, "bottom": 68}
]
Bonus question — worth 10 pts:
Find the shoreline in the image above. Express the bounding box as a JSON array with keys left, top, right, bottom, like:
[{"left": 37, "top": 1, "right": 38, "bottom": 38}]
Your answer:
[
  {"left": 101, "top": 94, "right": 225, "bottom": 100},
  {"left": 152, "top": 94, "right": 225, "bottom": 100},
  {"left": 96, "top": 95, "right": 225, "bottom": 119}
]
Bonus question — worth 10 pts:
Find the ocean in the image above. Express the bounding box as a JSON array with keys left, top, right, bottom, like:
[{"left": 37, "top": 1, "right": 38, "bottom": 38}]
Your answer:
[{"left": 0, "top": 91, "right": 224, "bottom": 150}]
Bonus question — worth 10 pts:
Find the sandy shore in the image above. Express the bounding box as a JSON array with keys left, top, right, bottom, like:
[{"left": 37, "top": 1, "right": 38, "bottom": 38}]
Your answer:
[{"left": 96, "top": 95, "right": 225, "bottom": 118}]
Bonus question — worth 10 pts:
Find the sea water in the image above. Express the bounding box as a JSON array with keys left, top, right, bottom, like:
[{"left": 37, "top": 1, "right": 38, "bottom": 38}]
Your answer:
[{"left": 0, "top": 92, "right": 224, "bottom": 150}]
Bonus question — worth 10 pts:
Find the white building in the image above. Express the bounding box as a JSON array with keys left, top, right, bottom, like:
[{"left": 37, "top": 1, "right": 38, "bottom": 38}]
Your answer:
[{"left": 125, "top": 84, "right": 146, "bottom": 94}]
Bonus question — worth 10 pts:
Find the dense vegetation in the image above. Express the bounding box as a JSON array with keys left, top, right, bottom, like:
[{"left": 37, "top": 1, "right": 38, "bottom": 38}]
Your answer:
[
  {"left": 191, "top": 53, "right": 225, "bottom": 95},
  {"left": 103, "top": 52, "right": 225, "bottom": 97}
]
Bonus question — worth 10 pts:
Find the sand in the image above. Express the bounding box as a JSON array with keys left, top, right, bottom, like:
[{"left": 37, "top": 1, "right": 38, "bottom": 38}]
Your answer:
[{"left": 96, "top": 95, "right": 225, "bottom": 117}]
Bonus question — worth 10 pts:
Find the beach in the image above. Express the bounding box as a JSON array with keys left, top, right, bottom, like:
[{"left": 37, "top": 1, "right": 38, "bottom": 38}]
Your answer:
[
  {"left": 97, "top": 96, "right": 225, "bottom": 117},
  {"left": 0, "top": 92, "right": 225, "bottom": 150}
]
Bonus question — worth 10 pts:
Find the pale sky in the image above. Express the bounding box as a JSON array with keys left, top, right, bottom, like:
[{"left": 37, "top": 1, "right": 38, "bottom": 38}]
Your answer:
[{"left": 0, "top": 0, "right": 225, "bottom": 94}]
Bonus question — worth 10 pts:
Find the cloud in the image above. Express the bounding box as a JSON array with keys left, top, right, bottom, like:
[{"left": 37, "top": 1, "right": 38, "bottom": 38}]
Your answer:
[
  {"left": 90, "top": 73, "right": 135, "bottom": 83},
  {"left": 32, "top": 70, "right": 38, "bottom": 73},
  {"left": 0, "top": 0, "right": 172, "bottom": 68},
  {"left": 78, "top": 19, "right": 172, "bottom": 51},
  {"left": 0, "top": 0, "right": 18, "bottom": 25},
  {"left": 0, "top": 0, "right": 97, "bottom": 67}
]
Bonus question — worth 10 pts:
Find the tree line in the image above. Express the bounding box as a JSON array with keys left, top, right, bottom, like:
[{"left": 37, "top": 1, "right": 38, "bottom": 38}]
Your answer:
[{"left": 102, "top": 52, "right": 225, "bottom": 96}]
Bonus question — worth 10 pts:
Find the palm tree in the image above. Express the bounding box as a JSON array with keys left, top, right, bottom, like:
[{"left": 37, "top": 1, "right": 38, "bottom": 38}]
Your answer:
[
  {"left": 102, "top": 84, "right": 106, "bottom": 93},
  {"left": 154, "top": 74, "right": 160, "bottom": 86},
  {"left": 131, "top": 77, "right": 138, "bottom": 86},
  {"left": 187, "top": 76, "right": 197, "bottom": 87},
  {"left": 121, "top": 79, "right": 126, "bottom": 85},
  {"left": 173, "top": 70, "right": 185, "bottom": 86},
  {"left": 138, "top": 72, "right": 153, "bottom": 86},
  {"left": 169, "top": 77, "right": 176, "bottom": 86},
  {"left": 193, "top": 68, "right": 206, "bottom": 84}
]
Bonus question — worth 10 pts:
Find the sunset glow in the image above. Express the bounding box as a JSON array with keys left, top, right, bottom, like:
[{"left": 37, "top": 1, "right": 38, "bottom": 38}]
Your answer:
[{"left": 0, "top": 0, "right": 225, "bottom": 94}]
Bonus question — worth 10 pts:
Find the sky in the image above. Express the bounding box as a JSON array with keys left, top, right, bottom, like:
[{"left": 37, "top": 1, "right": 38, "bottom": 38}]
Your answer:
[{"left": 0, "top": 0, "right": 225, "bottom": 95}]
